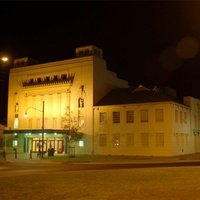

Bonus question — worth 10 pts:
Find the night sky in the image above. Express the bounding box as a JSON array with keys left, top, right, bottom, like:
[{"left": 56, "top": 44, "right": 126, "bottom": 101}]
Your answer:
[{"left": 1, "top": 1, "right": 200, "bottom": 99}]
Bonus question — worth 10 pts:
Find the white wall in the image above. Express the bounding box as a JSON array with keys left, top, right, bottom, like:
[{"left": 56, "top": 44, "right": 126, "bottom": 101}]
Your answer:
[{"left": 94, "top": 101, "right": 193, "bottom": 156}]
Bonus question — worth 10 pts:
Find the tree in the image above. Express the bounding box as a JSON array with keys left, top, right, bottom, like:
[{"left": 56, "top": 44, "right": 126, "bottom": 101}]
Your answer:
[
  {"left": 62, "top": 108, "right": 84, "bottom": 157},
  {"left": 65, "top": 126, "right": 83, "bottom": 142}
]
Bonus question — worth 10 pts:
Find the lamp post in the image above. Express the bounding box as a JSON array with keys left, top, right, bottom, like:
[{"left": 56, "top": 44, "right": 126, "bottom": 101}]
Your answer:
[
  {"left": 0, "top": 56, "right": 9, "bottom": 123},
  {"left": 24, "top": 101, "right": 45, "bottom": 158},
  {"left": 0, "top": 56, "right": 9, "bottom": 155}
]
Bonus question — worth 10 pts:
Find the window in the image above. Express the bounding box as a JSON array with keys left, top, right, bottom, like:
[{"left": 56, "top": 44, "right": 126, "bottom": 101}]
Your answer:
[
  {"left": 100, "top": 112, "right": 107, "bottom": 124},
  {"left": 14, "top": 118, "right": 19, "bottom": 129},
  {"left": 181, "top": 133, "right": 184, "bottom": 146},
  {"left": 15, "top": 103, "right": 19, "bottom": 112},
  {"left": 180, "top": 111, "right": 183, "bottom": 124},
  {"left": 156, "top": 133, "right": 164, "bottom": 147},
  {"left": 185, "top": 134, "right": 189, "bottom": 145},
  {"left": 13, "top": 140, "right": 18, "bottom": 147},
  {"left": 176, "top": 133, "right": 180, "bottom": 146},
  {"left": 140, "top": 110, "right": 148, "bottom": 122},
  {"left": 36, "top": 118, "right": 41, "bottom": 129},
  {"left": 141, "top": 133, "right": 149, "bottom": 146},
  {"left": 78, "top": 97, "right": 84, "bottom": 108},
  {"left": 113, "top": 112, "right": 120, "bottom": 123},
  {"left": 112, "top": 133, "right": 120, "bottom": 147},
  {"left": 155, "top": 109, "right": 164, "bottom": 122},
  {"left": 53, "top": 118, "right": 57, "bottom": 128},
  {"left": 99, "top": 134, "right": 107, "bottom": 147},
  {"left": 28, "top": 119, "right": 32, "bottom": 129},
  {"left": 126, "top": 111, "right": 134, "bottom": 123},
  {"left": 78, "top": 140, "right": 84, "bottom": 147},
  {"left": 126, "top": 133, "right": 134, "bottom": 146},
  {"left": 184, "top": 112, "right": 187, "bottom": 123},
  {"left": 175, "top": 110, "right": 178, "bottom": 123},
  {"left": 45, "top": 118, "right": 48, "bottom": 129}
]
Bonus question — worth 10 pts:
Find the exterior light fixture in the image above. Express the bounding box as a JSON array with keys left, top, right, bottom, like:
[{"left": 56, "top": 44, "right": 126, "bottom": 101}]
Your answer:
[{"left": 24, "top": 112, "right": 28, "bottom": 118}]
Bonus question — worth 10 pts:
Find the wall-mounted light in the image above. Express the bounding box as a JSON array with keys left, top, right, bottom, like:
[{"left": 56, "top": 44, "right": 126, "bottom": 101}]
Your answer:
[{"left": 24, "top": 112, "right": 28, "bottom": 118}]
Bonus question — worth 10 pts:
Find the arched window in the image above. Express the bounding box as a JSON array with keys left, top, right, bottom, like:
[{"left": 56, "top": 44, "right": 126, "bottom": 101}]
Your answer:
[{"left": 78, "top": 97, "right": 84, "bottom": 108}]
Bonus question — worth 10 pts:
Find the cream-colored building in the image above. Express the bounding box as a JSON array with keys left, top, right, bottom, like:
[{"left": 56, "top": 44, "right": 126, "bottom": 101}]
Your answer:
[
  {"left": 93, "top": 85, "right": 200, "bottom": 156},
  {"left": 4, "top": 45, "right": 200, "bottom": 157},
  {"left": 4, "top": 45, "right": 129, "bottom": 155}
]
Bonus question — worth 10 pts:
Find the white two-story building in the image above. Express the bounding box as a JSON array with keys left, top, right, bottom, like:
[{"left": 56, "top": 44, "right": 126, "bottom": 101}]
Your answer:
[{"left": 93, "top": 85, "right": 200, "bottom": 156}]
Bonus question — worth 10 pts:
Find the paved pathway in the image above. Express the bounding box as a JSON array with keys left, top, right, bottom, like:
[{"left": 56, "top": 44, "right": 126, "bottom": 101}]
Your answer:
[{"left": 1, "top": 152, "right": 200, "bottom": 164}]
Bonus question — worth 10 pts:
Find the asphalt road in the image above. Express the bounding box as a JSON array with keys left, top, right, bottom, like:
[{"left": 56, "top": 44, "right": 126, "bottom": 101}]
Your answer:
[
  {"left": 1, "top": 159, "right": 200, "bottom": 177},
  {"left": 1, "top": 159, "right": 200, "bottom": 200}
]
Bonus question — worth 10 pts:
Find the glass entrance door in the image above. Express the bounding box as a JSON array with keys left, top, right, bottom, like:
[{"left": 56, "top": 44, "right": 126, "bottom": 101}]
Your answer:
[{"left": 32, "top": 140, "right": 47, "bottom": 152}]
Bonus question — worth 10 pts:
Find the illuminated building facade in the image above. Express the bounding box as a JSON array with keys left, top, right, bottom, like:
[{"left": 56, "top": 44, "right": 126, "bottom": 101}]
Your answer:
[
  {"left": 93, "top": 85, "right": 200, "bottom": 156},
  {"left": 4, "top": 45, "right": 129, "bottom": 155},
  {"left": 3, "top": 45, "right": 200, "bottom": 157}
]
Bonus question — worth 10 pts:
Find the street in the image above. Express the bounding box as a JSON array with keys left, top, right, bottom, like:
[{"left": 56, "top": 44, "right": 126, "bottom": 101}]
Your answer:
[
  {"left": 0, "top": 157, "right": 200, "bottom": 200},
  {"left": 1, "top": 157, "right": 200, "bottom": 177}
]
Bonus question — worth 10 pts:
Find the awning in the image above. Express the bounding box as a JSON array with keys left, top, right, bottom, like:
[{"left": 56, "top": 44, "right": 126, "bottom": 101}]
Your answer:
[{"left": 3, "top": 129, "right": 68, "bottom": 134}]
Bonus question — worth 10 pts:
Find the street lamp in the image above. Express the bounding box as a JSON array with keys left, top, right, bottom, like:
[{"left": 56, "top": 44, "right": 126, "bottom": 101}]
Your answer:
[
  {"left": 1, "top": 57, "right": 8, "bottom": 62},
  {"left": 24, "top": 101, "right": 45, "bottom": 158}
]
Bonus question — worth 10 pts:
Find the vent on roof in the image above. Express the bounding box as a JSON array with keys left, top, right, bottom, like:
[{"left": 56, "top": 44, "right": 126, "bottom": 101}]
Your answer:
[
  {"left": 75, "top": 45, "right": 103, "bottom": 58},
  {"left": 132, "top": 85, "right": 150, "bottom": 93},
  {"left": 152, "top": 86, "right": 160, "bottom": 93},
  {"left": 14, "top": 57, "right": 38, "bottom": 67}
]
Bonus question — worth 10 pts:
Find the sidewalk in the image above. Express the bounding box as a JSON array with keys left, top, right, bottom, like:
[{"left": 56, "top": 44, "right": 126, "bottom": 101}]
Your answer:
[{"left": 1, "top": 152, "right": 200, "bottom": 164}]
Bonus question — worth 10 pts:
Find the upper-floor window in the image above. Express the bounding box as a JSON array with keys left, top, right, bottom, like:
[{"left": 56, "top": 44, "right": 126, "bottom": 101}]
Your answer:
[
  {"left": 53, "top": 118, "right": 57, "bottom": 128},
  {"left": 184, "top": 112, "right": 187, "bottom": 123},
  {"left": 180, "top": 111, "right": 183, "bottom": 124},
  {"left": 175, "top": 110, "right": 178, "bottom": 123},
  {"left": 126, "top": 110, "right": 134, "bottom": 123},
  {"left": 155, "top": 109, "right": 164, "bottom": 122},
  {"left": 45, "top": 118, "right": 48, "bottom": 129},
  {"left": 140, "top": 109, "right": 148, "bottom": 122},
  {"left": 28, "top": 119, "right": 32, "bottom": 129},
  {"left": 100, "top": 112, "right": 107, "bottom": 124},
  {"left": 36, "top": 118, "right": 41, "bottom": 129},
  {"left": 113, "top": 112, "right": 120, "bottom": 123}
]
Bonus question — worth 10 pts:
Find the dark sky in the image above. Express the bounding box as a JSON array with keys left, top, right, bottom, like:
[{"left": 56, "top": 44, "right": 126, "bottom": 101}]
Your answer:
[{"left": 1, "top": 1, "right": 200, "bottom": 98}]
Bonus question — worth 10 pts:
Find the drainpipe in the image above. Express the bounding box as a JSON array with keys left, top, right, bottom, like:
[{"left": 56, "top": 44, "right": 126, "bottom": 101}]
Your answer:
[{"left": 92, "top": 108, "right": 95, "bottom": 155}]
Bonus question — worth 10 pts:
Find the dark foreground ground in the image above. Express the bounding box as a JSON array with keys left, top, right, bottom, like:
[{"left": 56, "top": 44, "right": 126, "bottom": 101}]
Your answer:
[{"left": 0, "top": 153, "right": 200, "bottom": 200}]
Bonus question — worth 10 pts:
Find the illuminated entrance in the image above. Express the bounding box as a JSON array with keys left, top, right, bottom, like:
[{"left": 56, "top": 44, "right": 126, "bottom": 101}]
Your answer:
[
  {"left": 4, "top": 129, "right": 67, "bottom": 154},
  {"left": 32, "top": 138, "right": 64, "bottom": 154}
]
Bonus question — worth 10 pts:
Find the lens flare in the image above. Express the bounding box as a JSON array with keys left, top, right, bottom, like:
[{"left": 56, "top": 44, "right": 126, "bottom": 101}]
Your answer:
[{"left": 176, "top": 36, "right": 199, "bottom": 59}]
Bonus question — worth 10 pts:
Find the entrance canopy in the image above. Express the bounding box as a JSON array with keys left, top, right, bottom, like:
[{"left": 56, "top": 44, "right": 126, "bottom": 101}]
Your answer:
[{"left": 3, "top": 129, "right": 66, "bottom": 135}]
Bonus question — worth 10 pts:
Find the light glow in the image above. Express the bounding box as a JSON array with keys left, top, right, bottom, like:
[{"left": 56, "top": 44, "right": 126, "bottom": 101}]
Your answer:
[
  {"left": 24, "top": 112, "right": 28, "bottom": 118},
  {"left": 13, "top": 140, "right": 18, "bottom": 146},
  {"left": 1, "top": 57, "right": 8, "bottom": 62},
  {"left": 79, "top": 140, "right": 84, "bottom": 147}
]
